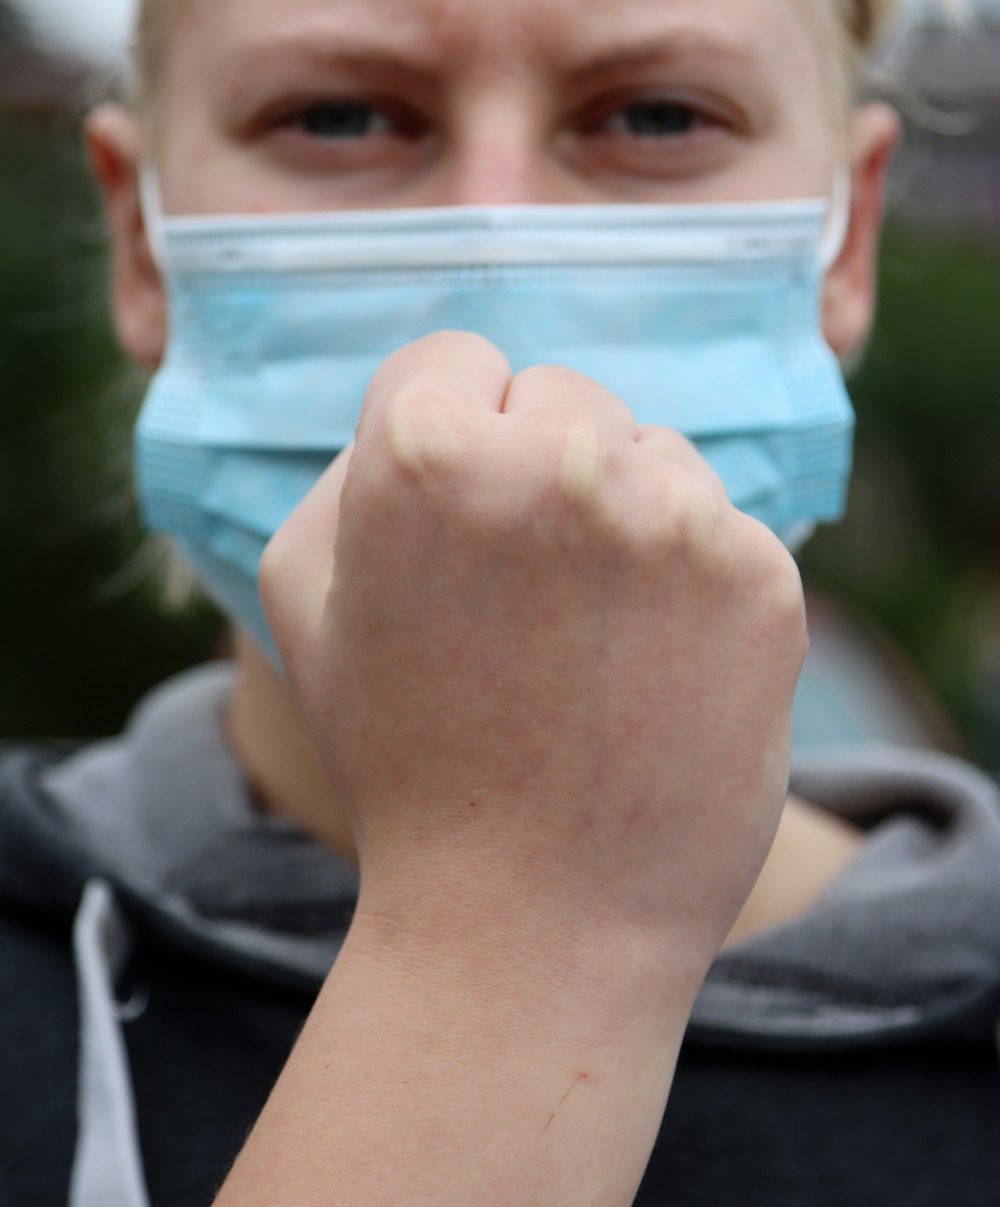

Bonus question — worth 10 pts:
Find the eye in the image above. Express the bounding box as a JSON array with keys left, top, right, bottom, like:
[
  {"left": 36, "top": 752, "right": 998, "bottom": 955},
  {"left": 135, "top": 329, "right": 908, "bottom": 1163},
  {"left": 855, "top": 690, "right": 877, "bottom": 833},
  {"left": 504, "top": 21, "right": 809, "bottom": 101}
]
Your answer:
[
  {"left": 289, "top": 101, "right": 397, "bottom": 140},
  {"left": 601, "top": 99, "right": 706, "bottom": 140},
  {"left": 569, "top": 89, "right": 739, "bottom": 189}
]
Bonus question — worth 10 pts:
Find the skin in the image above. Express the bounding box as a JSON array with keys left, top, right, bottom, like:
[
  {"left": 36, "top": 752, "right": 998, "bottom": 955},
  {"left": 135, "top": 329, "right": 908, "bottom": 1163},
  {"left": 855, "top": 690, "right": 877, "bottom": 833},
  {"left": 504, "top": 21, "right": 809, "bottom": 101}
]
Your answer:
[
  {"left": 88, "top": 0, "right": 897, "bottom": 926},
  {"left": 84, "top": 0, "right": 900, "bottom": 1199}
]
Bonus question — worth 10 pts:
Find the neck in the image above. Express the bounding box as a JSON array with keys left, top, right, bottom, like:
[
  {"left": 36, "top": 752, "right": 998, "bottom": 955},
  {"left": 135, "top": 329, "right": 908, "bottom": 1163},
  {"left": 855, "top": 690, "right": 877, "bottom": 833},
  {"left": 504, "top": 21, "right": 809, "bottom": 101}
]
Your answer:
[
  {"left": 224, "top": 634, "right": 862, "bottom": 947},
  {"left": 226, "top": 632, "right": 359, "bottom": 867},
  {"left": 722, "top": 791, "right": 862, "bottom": 950}
]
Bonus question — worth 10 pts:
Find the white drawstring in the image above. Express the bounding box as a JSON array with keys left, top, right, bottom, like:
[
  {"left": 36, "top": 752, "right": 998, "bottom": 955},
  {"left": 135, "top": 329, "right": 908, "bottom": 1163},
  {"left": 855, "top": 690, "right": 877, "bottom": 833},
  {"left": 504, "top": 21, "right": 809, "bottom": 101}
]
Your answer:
[{"left": 69, "top": 881, "right": 151, "bottom": 1207}]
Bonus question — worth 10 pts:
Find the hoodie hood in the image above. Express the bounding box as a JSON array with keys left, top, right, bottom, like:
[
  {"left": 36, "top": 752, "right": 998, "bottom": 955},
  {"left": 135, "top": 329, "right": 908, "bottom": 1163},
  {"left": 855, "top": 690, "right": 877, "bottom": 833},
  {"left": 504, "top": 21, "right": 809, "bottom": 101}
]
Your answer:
[
  {"left": 1, "top": 665, "right": 358, "bottom": 989},
  {"left": 695, "top": 749, "right": 1000, "bottom": 1049},
  {"left": 3, "top": 665, "right": 1000, "bottom": 1207},
  {"left": 1, "top": 663, "right": 999, "bottom": 1049}
]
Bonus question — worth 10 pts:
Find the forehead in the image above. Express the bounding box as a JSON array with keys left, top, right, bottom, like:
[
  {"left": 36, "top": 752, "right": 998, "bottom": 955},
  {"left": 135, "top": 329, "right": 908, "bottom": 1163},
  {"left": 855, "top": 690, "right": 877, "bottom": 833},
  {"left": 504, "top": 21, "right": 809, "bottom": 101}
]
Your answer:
[{"left": 163, "top": 0, "right": 829, "bottom": 87}]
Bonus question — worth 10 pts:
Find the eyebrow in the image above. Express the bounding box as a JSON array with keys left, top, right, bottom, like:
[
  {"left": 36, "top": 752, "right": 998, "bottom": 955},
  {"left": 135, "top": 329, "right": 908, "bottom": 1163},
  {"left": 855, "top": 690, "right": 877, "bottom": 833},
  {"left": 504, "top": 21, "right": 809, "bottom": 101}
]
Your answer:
[
  {"left": 222, "top": 35, "right": 439, "bottom": 93},
  {"left": 565, "top": 30, "right": 768, "bottom": 88},
  {"left": 218, "top": 23, "right": 768, "bottom": 109}
]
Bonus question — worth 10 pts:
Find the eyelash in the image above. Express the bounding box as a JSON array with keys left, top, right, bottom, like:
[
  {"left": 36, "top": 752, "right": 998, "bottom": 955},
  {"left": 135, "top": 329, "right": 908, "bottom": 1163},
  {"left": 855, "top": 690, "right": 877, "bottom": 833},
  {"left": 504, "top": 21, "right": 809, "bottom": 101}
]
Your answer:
[
  {"left": 593, "top": 99, "right": 711, "bottom": 140},
  {"left": 282, "top": 96, "right": 716, "bottom": 143},
  {"left": 288, "top": 101, "right": 401, "bottom": 140}
]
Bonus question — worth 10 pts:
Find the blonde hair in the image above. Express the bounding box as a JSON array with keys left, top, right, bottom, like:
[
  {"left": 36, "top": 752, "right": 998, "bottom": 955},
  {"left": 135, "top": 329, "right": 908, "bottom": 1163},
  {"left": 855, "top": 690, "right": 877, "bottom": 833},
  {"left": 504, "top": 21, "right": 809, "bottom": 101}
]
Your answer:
[
  {"left": 843, "top": 0, "right": 901, "bottom": 47},
  {"left": 131, "top": 1, "right": 904, "bottom": 108}
]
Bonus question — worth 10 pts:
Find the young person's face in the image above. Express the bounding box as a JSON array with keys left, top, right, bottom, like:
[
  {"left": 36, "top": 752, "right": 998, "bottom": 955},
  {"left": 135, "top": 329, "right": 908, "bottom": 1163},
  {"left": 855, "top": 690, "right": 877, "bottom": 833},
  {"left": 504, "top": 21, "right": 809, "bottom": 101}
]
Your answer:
[
  {"left": 153, "top": 0, "right": 841, "bottom": 212},
  {"left": 88, "top": 0, "right": 899, "bottom": 369}
]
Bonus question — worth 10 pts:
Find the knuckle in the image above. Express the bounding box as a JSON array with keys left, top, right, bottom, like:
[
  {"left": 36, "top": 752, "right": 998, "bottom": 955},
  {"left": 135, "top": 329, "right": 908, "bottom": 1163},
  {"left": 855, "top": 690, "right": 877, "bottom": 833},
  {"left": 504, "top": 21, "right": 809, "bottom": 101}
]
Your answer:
[
  {"left": 383, "top": 388, "right": 465, "bottom": 480},
  {"left": 590, "top": 469, "right": 724, "bottom": 581},
  {"left": 361, "top": 330, "right": 506, "bottom": 443},
  {"left": 373, "top": 330, "right": 500, "bottom": 386},
  {"left": 420, "top": 328, "right": 506, "bottom": 361},
  {"left": 513, "top": 363, "right": 585, "bottom": 395},
  {"left": 557, "top": 422, "right": 608, "bottom": 512},
  {"left": 735, "top": 518, "right": 808, "bottom": 641},
  {"left": 512, "top": 364, "right": 626, "bottom": 423},
  {"left": 646, "top": 473, "right": 724, "bottom": 561}
]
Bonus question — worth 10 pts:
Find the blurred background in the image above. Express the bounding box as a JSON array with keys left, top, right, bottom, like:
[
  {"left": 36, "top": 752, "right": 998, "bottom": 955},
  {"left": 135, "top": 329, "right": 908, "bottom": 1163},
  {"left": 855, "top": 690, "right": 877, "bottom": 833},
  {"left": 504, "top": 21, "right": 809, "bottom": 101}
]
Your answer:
[{"left": 2, "top": 0, "right": 999, "bottom": 765}]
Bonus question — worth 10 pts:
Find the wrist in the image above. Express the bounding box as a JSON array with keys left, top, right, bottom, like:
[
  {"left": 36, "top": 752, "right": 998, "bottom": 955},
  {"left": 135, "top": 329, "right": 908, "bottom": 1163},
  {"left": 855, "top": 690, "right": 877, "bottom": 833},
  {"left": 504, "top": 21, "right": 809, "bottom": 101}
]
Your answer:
[
  {"left": 221, "top": 884, "right": 695, "bottom": 1206},
  {"left": 349, "top": 862, "right": 708, "bottom": 1033}
]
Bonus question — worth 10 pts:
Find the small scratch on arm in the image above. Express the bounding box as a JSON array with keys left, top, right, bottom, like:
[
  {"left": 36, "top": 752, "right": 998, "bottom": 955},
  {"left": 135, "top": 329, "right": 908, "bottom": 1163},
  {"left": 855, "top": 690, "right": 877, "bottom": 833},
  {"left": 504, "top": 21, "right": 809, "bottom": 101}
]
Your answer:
[
  {"left": 540, "top": 1002, "right": 663, "bottom": 1135},
  {"left": 542, "top": 1072, "right": 589, "bottom": 1133}
]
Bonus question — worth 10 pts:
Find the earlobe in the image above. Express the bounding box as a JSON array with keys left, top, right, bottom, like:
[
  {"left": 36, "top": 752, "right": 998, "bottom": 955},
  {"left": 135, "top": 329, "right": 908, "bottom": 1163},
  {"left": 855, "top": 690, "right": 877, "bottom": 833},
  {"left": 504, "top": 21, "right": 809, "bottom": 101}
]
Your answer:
[
  {"left": 84, "top": 104, "right": 167, "bottom": 371},
  {"left": 822, "top": 103, "right": 901, "bottom": 365}
]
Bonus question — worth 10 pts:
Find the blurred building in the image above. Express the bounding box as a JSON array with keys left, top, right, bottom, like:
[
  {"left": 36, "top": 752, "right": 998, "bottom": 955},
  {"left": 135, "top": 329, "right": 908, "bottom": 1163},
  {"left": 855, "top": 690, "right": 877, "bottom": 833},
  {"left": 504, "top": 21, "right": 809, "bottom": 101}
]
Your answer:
[
  {"left": 0, "top": 0, "right": 86, "bottom": 121},
  {"left": 0, "top": 0, "right": 21, "bottom": 43},
  {"left": 888, "top": 15, "right": 1000, "bottom": 233}
]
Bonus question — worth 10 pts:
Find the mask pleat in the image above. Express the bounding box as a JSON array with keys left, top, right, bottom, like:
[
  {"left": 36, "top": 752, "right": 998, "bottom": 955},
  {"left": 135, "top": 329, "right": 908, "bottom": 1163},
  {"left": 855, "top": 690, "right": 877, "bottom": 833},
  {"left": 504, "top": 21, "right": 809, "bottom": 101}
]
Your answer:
[{"left": 136, "top": 201, "right": 853, "bottom": 656}]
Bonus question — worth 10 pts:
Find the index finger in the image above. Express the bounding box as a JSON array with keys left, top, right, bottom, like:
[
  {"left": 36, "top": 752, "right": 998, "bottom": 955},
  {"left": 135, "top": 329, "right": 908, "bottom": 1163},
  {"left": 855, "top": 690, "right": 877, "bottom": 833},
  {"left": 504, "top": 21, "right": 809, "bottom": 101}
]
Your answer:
[{"left": 355, "top": 330, "right": 513, "bottom": 477}]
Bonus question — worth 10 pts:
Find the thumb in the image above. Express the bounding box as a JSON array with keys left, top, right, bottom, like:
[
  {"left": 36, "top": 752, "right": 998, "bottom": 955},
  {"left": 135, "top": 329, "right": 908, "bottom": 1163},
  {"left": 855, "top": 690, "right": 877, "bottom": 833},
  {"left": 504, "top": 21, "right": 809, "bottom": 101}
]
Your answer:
[{"left": 258, "top": 443, "right": 355, "bottom": 687}]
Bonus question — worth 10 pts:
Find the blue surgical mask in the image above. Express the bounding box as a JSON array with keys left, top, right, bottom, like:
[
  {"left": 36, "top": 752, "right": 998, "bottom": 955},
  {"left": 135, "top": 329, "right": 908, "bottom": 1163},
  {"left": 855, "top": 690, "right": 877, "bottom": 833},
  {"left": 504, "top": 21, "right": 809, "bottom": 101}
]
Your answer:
[{"left": 136, "top": 180, "right": 852, "bottom": 656}]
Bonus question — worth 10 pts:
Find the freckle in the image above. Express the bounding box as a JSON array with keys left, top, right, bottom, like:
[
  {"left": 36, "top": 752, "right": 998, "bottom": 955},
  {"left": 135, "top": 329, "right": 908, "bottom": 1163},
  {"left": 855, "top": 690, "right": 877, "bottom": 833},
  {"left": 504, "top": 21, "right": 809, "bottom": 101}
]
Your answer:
[{"left": 469, "top": 801, "right": 477, "bottom": 809}]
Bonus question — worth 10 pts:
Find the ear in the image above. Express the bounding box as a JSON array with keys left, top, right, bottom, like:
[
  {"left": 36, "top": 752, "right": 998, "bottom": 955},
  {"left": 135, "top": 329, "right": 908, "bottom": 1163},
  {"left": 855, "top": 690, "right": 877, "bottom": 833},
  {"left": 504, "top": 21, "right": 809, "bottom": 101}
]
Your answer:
[
  {"left": 821, "top": 103, "right": 901, "bottom": 363},
  {"left": 85, "top": 104, "right": 167, "bottom": 371}
]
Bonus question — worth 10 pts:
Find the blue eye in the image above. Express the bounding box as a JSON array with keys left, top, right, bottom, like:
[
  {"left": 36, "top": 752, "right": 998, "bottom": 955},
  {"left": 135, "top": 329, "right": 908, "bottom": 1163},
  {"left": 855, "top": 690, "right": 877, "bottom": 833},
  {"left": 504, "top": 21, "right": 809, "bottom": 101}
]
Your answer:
[
  {"left": 293, "top": 102, "right": 393, "bottom": 140},
  {"left": 609, "top": 101, "right": 702, "bottom": 139}
]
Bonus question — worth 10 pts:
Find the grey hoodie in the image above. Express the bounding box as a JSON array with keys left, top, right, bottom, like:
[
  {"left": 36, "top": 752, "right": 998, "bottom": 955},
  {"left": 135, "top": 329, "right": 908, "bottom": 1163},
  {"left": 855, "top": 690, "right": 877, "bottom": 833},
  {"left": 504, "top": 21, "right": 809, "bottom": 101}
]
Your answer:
[{"left": 2, "top": 664, "right": 999, "bottom": 1204}]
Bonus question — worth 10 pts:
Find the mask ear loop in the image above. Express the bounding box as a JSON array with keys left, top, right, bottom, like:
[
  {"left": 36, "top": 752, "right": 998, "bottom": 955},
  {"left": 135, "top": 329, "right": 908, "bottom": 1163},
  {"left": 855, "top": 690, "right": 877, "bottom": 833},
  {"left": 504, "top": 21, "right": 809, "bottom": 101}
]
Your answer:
[
  {"left": 788, "top": 167, "right": 853, "bottom": 558},
  {"left": 139, "top": 166, "right": 167, "bottom": 272},
  {"left": 818, "top": 166, "right": 852, "bottom": 274}
]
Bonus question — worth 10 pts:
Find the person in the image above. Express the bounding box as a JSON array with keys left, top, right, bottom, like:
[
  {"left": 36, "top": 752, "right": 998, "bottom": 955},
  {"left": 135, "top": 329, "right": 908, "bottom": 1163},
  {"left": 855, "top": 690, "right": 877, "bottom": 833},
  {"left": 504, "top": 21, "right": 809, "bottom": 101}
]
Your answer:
[{"left": 1, "top": 0, "right": 999, "bottom": 1203}]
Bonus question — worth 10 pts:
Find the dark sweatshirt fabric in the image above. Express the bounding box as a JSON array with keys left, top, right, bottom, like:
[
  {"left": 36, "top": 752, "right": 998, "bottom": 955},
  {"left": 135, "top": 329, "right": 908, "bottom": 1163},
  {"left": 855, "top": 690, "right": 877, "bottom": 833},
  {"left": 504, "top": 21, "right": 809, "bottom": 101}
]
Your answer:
[{"left": 0, "top": 664, "right": 998, "bottom": 1206}]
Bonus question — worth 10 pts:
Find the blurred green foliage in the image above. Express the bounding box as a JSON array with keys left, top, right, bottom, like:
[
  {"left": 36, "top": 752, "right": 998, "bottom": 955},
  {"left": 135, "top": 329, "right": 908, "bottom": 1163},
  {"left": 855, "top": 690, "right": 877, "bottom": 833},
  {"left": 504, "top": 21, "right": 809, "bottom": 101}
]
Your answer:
[
  {"left": 2, "top": 115, "right": 1000, "bottom": 761},
  {"left": 800, "top": 226, "right": 1000, "bottom": 764},
  {"left": 1, "top": 116, "right": 220, "bottom": 739}
]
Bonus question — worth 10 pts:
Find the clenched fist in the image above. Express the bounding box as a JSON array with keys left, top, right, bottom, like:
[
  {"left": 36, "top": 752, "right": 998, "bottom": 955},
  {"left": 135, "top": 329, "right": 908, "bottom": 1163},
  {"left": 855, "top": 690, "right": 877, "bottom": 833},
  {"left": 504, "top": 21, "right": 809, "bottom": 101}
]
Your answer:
[{"left": 260, "top": 331, "right": 807, "bottom": 990}]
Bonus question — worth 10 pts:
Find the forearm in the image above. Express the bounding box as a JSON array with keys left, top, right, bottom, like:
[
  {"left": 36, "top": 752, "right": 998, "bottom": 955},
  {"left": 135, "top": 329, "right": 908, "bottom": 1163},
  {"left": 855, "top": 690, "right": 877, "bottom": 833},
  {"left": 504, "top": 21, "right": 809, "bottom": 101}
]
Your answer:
[
  {"left": 213, "top": 888, "right": 694, "bottom": 1206},
  {"left": 234, "top": 330, "right": 804, "bottom": 1205}
]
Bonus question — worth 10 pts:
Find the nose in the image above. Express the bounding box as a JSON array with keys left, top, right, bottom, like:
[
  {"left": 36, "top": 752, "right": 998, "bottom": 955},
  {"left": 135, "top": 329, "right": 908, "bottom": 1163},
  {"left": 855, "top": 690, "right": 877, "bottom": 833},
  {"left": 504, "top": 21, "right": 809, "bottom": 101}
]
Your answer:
[
  {"left": 423, "top": 95, "right": 578, "bottom": 207},
  {"left": 442, "top": 145, "right": 546, "bottom": 206}
]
